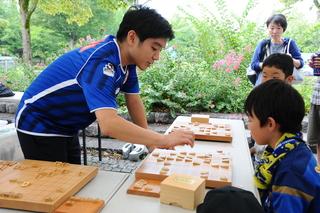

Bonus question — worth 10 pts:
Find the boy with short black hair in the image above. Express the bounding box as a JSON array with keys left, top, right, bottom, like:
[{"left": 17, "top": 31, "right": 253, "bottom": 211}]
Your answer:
[
  {"left": 245, "top": 79, "right": 320, "bottom": 212},
  {"left": 250, "top": 53, "right": 295, "bottom": 161},
  {"left": 261, "top": 53, "right": 294, "bottom": 83}
]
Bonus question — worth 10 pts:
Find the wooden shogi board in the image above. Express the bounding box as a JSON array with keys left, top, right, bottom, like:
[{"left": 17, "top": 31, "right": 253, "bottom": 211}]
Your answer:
[
  {"left": 135, "top": 149, "right": 232, "bottom": 189},
  {"left": 0, "top": 159, "right": 98, "bottom": 213},
  {"left": 168, "top": 122, "right": 233, "bottom": 142}
]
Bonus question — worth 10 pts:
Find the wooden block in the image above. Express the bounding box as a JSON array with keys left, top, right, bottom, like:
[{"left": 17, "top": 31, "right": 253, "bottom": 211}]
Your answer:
[
  {"left": 191, "top": 114, "right": 210, "bottom": 123},
  {"left": 160, "top": 173, "right": 205, "bottom": 210},
  {"left": 127, "top": 179, "right": 162, "bottom": 197}
]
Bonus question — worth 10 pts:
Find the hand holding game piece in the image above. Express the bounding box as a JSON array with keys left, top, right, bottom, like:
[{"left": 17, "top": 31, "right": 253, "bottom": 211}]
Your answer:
[{"left": 164, "top": 129, "right": 195, "bottom": 148}]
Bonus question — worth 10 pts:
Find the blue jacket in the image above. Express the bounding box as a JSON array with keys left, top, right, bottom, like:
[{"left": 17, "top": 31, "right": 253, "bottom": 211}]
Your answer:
[
  {"left": 250, "top": 37, "right": 304, "bottom": 72},
  {"left": 262, "top": 143, "right": 320, "bottom": 213}
]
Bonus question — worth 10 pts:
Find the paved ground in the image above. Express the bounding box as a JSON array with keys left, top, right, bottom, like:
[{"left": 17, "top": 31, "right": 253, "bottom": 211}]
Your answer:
[{"left": 80, "top": 123, "right": 171, "bottom": 173}]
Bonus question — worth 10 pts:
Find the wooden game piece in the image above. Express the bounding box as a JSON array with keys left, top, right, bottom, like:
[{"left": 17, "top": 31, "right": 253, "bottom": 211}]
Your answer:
[
  {"left": 163, "top": 161, "right": 171, "bottom": 166},
  {"left": 176, "top": 157, "right": 183, "bottom": 161},
  {"left": 92, "top": 198, "right": 100, "bottom": 204},
  {"left": 144, "top": 185, "right": 153, "bottom": 191},
  {"left": 167, "top": 156, "right": 174, "bottom": 161},
  {"left": 220, "top": 176, "right": 228, "bottom": 181},
  {"left": 3, "top": 192, "right": 13, "bottom": 198},
  {"left": 189, "top": 152, "right": 196, "bottom": 156},
  {"left": 61, "top": 162, "right": 70, "bottom": 167},
  {"left": 193, "top": 161, "right": 201, "bottom": 165},
  {"left": 152, "top": 153, "right": 160, "bottom": 157},
  {"left": 162, "top": 167, "right": 169, "bottom": 171},
  {"left": 200, "top": 174, "right": 208, "bottom": 179},
  {"left": 69, "top": 196, "right": 77, "bottom": 201},
  {"left": 9, "top": 161, "right": 18, "bottom": 166},
  {"left": 134, "top": 183, "right": 143, "bottom": 189},
  {"left": 78, "top": 171, "right": 85, "bottom": 176},
  {"left": 54, "top": 161, "right": 62, "bottom": 166},
  {"left": 170, "top": 152, "right": 176, "bottom": 156},
  {"left": 13, "top": 165, "right": 21, "bottom": 170},
  {"left": 180, "top": 151, "right": 187, "bottom": 155},
  {"left": 203, "top": 159, "right": 211, "bottom": 164},
  {"left": 9, "top": 178, "right": 17, "bottom": 183},
  {"left": 61, "top": 169, "right": 70, "bottom": 174},
  {"left": 160, "top": 170, "right": 168, "bottom": 175},
  {"left": 20, "top": 166, "right": 28, "bottom": 170},
  {"left": 21, "top": 181, "right": 31, "bottom": 187},
  {"left": 220, "top": 164, "right": 229, "bottom": 169},
  {"left": 47, "top": 171, "right": 55, "bottom": 177},
  {"left": 157, "top": 158, "right": 165, "bottom": 162},
  {"left": 84, "top": 198, "right": 93, "bottom": 202},
  {"left": 45, "top": 196, "right": 54, "bottom": 202},
  {"left": 12, "top": 193, "right": 23, "bottom": 199},
  {"left": 56, "top": 188, "right": 64, "bottom": 193},
  {"left": 137, "top": 179, "right": 148, "bottom": 185},
  {"left": 185, "top": 158, "right": 192, "bottom": 162},
  {"left": 65, "top": 200, "right": 75, "bottom": 206}
]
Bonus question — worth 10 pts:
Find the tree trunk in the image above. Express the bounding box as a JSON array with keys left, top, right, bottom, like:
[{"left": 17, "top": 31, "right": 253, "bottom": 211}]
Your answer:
[
  {"left": 69, "top": 38, "right": 75, "bottom": 50},
  {"left": 20, "top": 7, "right": 32, "bottom": 64},
  {"left": 19, "top": 0, "right": 38, "bottom": 65}
]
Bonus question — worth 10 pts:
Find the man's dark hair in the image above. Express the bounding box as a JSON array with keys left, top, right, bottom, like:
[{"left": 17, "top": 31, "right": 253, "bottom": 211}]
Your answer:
[
  {"left": 262, "top": 53, "right": 294, "bottom": 78},
  {"left": 266, "top": 13, "right": 287, "bottom": 32},
  {"left": 244, "top": 79, "right": 305, "bottom": 133},
  {"left": 116, "top": 5, "right": 175, "bottom": 43}
]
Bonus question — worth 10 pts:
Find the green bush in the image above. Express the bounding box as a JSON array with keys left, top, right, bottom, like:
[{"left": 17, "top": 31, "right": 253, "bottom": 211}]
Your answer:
[{"left": 138, "top": 46, "right": 253, "bottom": 117}]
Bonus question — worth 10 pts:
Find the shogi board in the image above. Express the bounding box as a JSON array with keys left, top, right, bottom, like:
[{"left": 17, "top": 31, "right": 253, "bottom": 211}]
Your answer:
[
  {"left": 135, "top": 149, "right": 232, "bottom": 189},
  {"left": 168, "top": 122, "right": 233, "bottom": 142},
  {"left": 0, "top": 159, "right": 98, "bottom": 213}
]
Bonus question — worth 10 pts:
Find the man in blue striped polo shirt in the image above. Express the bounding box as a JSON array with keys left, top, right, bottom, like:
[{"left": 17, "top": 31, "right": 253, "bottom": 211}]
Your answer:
[{"left": 15, "top": 6, "right": 195, "bottom": 164}]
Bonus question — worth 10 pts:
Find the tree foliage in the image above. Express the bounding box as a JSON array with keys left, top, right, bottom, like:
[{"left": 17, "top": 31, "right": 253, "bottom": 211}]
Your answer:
[{"left": 18, "top": 0, "right": 130, "bottom": 64}]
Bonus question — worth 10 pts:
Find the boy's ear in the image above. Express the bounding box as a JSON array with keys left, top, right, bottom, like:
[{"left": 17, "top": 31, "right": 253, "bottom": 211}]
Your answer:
[
  {"left": 267, "top": 117, "right": 278, "bottom": 131},
  {"left": 285, "top": 75, "right": 294, "bottom": 83},
  {"left": 127, "top": 30, "right": 138, "bottom": 47}
]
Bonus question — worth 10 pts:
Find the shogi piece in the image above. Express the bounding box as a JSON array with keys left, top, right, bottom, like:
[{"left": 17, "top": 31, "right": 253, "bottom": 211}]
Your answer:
[
  {"left": 160, "top": 173, "right": 205, "bottom": 210},
  {"left": 191, "top": 114, "right": 209, "bottom": 123}
]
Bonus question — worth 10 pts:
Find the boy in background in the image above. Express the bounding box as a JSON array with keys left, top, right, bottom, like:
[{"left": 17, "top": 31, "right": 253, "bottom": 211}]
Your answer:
[
  {"left": 250, "top": 53, "right": 294, "bottom": 161},
  {"left": 245, "top": 79, "right": 320, "bottom": 212}
]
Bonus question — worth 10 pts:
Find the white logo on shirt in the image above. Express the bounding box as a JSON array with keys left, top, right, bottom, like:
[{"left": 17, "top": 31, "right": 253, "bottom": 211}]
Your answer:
[{"left": 103, "top": 63, "right": 114, "bottom": 77}]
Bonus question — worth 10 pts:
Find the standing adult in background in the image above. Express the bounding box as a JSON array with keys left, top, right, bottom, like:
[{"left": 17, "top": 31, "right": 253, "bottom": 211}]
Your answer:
[
  {"left": 15, "top": 5, "right": 195, "bottom": 164},
  {"left": 308, "top": 56, "right": 320, "bottom": 164},
  {"left": 250, "top": 13, "right": 304, "bottom": 87}
]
